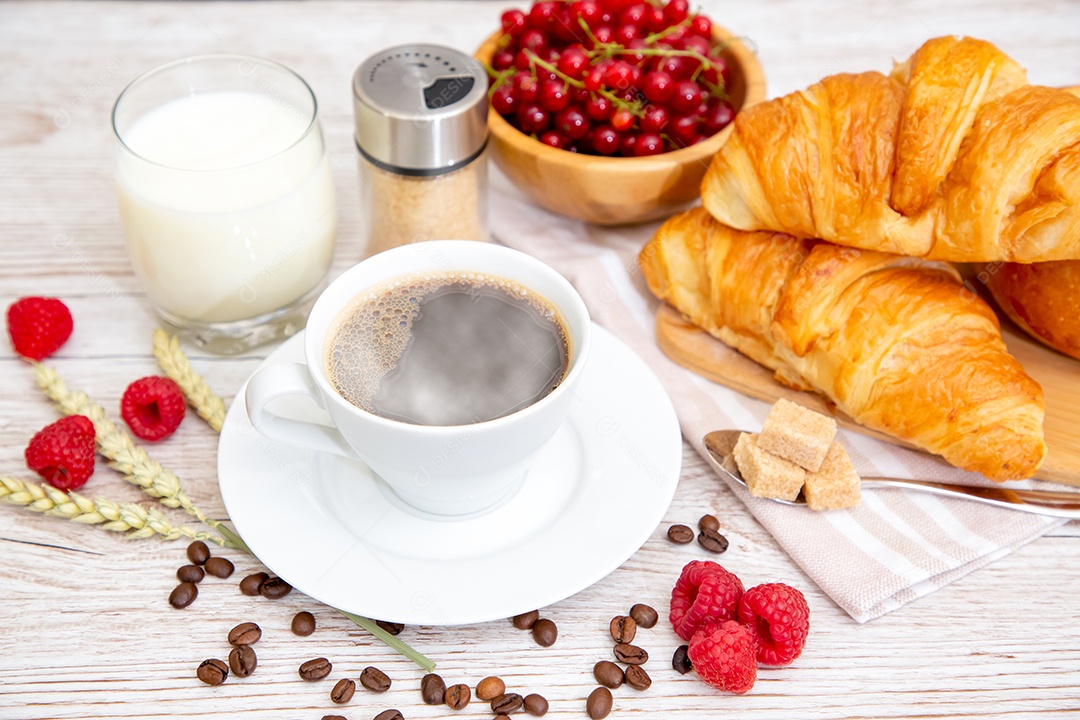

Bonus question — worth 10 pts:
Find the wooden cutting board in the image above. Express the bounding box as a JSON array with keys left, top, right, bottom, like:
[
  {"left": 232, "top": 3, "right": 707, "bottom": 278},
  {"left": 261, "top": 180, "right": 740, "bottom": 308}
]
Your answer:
[{"left": 655, "top": 303, "right": 1080, "bottom": 487}]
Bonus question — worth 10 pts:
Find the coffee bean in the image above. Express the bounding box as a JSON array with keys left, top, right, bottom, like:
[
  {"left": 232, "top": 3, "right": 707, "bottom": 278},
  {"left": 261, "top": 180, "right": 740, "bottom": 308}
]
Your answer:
[
  {"left": 445, "top": 683, "right": 471, "bottom": 710},
  {"left": 260, "top": 576, "right": 292, "bottom": 599},
  {"left": 628, "top": 603, "right": 658, "bottom": 629},
  {"left": 228, "top": 645, "right": 257, "bottom": 678},
  {"left": 421, "top": 673, "right": 446, "bottom": 705},
  {"left": 667, "top": 524, "right": 694, "bottom": 544},
  {"left": 375, "top": 620, "right": 404, "bottom": 636},
  {"left": 593, "top": 660, "right": 624, "bottom": 689},
  {"left": 511, "top": 610, "right": 539, "bottom": 629},
  {"left": 187, "top": 540, "right": 210, "bottom": 566},
  {"left": 624, "top": 664, "right": 651, "bottom": 691},
  {"left": 613, "top": 643, "right": 648, "bottom": 665},
  {"left": 204, "top": 556, "right": 235, "bottom": 578},
  {"left": 476, "top": 676, "right": 505, "bottom": 701},
  {"left": 609, "top": 615, "right": 637, "bottom": 644},
  {"left": 699, "top": 513, "right": 720, "bottom": 532},
  {"left": 586, "top": 686, "right": 613, "bottom": 720},
  {"left": 291, "top": 611, "right": 316, "bottom": 636},
  {"left": 360, "top": 666, "right": 391, "bottom": 693},
  {"left": 531, "top": 618, "right": 558, "bottom": 647},
  {"left": 523, "top": 693, "right": 549, "bottom": 716},
  {"left": 330, "top": 678, "right": 356, "bottom": 704},
  {"left": 196, "top": 658, "right": 228, "bottom": 686},
  {"left": 169, "top": 582, "right": 197, "bottom": 609},
  {"left": 177, "top": 564, "right": 204, "bottom": 584},
  {"left": 322, "top": 716, "right": 347, "bottom": 720},
  {"left": 227, "top": 622, "right": 261, "bottom": 647},
  {"left": 373, "top": 711, "right": 403, "bottom": 720},
  {"left": 672, "top": 644, "right": 693, "bottom": 674},
  {"left": 490, "top": 692, "right": 523, "bottom": 715},
  {"left": 298, "top": 657, "right": 332, "bottom": 681},
  {"left": 495, "top": 716, "right": 511, "bottom": 720},
  {"left": 697, "top": 527, "right": 729, "bottom": 554},
  {"left": 239, "top": 572, "right": 268, "bottom": 596}
]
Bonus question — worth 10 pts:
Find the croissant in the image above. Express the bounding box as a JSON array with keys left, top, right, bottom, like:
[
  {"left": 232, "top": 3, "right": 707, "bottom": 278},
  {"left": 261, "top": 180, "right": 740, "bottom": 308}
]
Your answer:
[
  {"left": 701, "top": 36, "right": 1080, "bottom": 263},
  {"left": 640, "top": 207, "right": 1047, "bottom": 480}
]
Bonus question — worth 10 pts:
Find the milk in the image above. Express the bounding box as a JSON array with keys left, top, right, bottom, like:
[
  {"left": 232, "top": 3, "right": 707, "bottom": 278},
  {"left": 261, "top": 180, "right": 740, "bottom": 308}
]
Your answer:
[{"left": 116, "top": 91, "right": 336, "bottom": 323}]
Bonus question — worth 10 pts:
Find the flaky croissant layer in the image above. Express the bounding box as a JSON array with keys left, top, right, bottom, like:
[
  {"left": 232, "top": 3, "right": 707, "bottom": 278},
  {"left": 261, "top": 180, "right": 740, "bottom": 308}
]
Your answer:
[
  {"left": 641, "top": 207, "right": 1047, "bottom": 480},
  {"left": 701, "top": 36, "right": 1080, "bottom": 263}
]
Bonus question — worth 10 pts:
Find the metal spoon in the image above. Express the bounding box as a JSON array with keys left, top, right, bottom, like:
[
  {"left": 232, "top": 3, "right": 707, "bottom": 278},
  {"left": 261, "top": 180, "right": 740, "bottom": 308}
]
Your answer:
[{"left": 703, "top": 430, "right": 1080, "bottom": 518}]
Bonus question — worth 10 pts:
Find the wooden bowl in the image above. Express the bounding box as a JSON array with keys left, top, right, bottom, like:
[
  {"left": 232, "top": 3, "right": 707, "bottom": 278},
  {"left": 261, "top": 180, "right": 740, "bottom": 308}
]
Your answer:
[{"left": 475, "top": 26, "right": 766, "bottom": 225}]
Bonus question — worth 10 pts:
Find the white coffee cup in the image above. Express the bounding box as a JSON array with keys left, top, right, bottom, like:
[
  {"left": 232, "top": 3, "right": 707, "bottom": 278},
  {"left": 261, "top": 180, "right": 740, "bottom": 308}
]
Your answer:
[{"left": 245, "top": 241, "right": 591, "bottom": 517}]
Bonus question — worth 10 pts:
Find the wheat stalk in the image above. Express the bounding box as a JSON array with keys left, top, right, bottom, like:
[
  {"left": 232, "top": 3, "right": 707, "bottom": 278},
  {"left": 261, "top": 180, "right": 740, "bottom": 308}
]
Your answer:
[
  {"left": 30, "top": 363, "right": 247, "bottom": 551},
  {"left": 152, "top": 328, "right": 226, "bottom": 432},
  {"left": 0, "top": 476, "right": 224, "bottom": 543}
]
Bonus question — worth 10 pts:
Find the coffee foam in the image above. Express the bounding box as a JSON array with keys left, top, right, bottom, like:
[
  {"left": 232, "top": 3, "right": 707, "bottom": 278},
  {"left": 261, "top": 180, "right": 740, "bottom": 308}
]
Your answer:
[{"left": 324, "top": 271, "right": 568, "bottom": 418}]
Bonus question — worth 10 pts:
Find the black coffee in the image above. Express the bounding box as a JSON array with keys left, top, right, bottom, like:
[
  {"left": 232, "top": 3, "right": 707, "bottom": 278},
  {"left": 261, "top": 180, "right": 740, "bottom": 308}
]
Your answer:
[{"left": 325, "top": 272, "right": 570, "bottom": 426}]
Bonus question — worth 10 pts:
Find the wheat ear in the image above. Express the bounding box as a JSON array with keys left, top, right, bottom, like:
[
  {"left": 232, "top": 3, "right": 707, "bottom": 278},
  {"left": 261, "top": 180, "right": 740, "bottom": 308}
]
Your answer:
[
  {"left": 0, "top": 476, "right": 224, "bottom": 543},
  {"left": 30, "top": 363, "right": 247, "bottom": 551},
  {"left": 152, "top": 329, "right": 226, "bottom": 432}
]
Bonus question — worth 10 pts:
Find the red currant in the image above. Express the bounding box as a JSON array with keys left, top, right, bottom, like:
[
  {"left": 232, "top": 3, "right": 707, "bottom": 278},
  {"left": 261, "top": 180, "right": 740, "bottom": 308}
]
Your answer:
[
  {"left": 584, "top": 94, "right": 614, "bottom": 121},
  {"left": 592, "top": 25, "right": 614, "bottom": 44},
  {"left": 492, "top": 50, "right": 515, "bottom": 71},
  {"left": 520, "top": 29, "right": 547, "bottom": 55},
  {"left": 646, "top": 6, "right": 666, "bottom": 32},
  {"left": 620, "top": 3, "right": 648, "bottom": 27},
  {"left": 584, "top": 67, "right": 604, "bottom": 91},
  {"left": 619, "top": 132, "right": 638, "bottom": 156},
  {"left": 539, "top": 130, "right": 569, "bottom": 148},
  {"left": 664, "top": 0, "right": 690, "bottom": 25},
  {"left": 691, "top": 13, "right": 712, "bottom": 38},
  {"left": 513, "top": 71, "right": 539, "bottom": 103},
  {"left": 539, "top": 79, "right": 571, "bottom": 112},
  {"left": 615, "top": 23, "right": 641, "bottom": 44},
  {"left": 700, "top": 100, "right": 735, "bottom": 136},
  {"left": 491, "top": 84, "right": 518, "bottom": 115},
  {"left": 557, "top": 46, "right": 590, "bottom": 79},
  {"left": 658, "top": 55, "right": 692, "bottom": 80},
  {"left": 671, "top": 80, "right": 704, "bottom": 113},
  {"left": 501, "top": 9, "right": 527, "bottom": 36},
  {"left": 634, "top": 132, "right": 665, "bottom": 156},
  {"left": 670, "top": 114, "right": 699, "bottom": 146},
  {"left": 641, "top": 104, "right": 669, "bottom": 133},
  {"left": 592, "top": 125, "right": 620, "bottom": 155},
  {"left": 528, "top": 1, "right": 558, "bottom": 31},
  {"left": 574, "top": 0, "right": 604, "bottom": 28},
  {"left": 642, "top": 70, "right": 675, "bottom": 103},
  {"left": 611, "top": 107, "right": 635, "bottom": 132},
  {"left": 517, "top": 103, "right": 550, "bottom": 134},
  {"left": 555, "top": 107, "right": 590, "bottom": 140}
]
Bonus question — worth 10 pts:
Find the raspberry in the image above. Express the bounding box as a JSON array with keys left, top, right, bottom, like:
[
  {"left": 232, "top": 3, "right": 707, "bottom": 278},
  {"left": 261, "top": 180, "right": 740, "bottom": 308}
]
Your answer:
[
  {"left": 687, "top": 620, "right": 757, "bottom": 694},
  {"left": 7, "top": 297, "right": 73, "bottom": 361},
  {"left": 24, "top": 415, "right": 96, "bottom": 491},
  {"left": 669, "top": 560, "right": 744, "bottom": 641},
  {"left": 121, "top": 376, "right": 187, "bottom": 442},
  {"left": 738, "top": 582, "right": 810, "bottom": 666}
]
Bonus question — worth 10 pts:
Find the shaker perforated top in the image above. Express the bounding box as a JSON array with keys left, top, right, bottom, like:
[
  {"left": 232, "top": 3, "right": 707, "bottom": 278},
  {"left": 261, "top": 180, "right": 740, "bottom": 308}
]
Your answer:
[{"left": 353, "top": 44, "right": 488, "bottom": 174}]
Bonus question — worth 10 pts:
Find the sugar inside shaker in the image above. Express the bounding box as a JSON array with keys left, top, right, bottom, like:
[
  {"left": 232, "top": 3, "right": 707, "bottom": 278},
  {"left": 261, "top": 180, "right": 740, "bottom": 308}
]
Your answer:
[{"left": 353, "top": 44, "right": 489, "bottom": 257}]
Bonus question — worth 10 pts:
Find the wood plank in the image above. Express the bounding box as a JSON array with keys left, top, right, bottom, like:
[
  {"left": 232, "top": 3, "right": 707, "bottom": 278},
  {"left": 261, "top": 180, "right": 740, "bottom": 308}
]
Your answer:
[{"left": 656, "top": 304, "right": 1080, "bottom": 486}]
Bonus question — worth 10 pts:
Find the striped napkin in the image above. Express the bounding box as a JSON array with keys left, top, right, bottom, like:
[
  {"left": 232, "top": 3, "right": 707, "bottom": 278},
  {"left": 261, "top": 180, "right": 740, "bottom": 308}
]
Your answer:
[{"left": 490, "top": 175, "right": 1069, "bottom": 623}]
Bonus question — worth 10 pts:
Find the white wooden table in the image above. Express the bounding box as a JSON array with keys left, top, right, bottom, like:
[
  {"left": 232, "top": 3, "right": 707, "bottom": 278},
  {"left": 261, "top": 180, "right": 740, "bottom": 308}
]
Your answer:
[{"left": 2, "top": 2, "right": 1080, "bottom": 718}]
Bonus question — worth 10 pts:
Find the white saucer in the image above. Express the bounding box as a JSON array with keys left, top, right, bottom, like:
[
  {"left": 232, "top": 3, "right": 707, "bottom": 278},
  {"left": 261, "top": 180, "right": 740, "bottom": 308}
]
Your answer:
[{"left": 218, "top": 325, "right": 682, "bottom": 626}]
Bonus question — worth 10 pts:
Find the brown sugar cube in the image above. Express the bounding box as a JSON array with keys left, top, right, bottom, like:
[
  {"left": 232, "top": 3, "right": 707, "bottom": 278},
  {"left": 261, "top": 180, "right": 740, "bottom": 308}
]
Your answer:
[
  {"left": 803, "top": 440, "right": 861, "bottom": 511},
  {"left": 757, "top": 399, "right": 838, "bottom": 472},
  {"left": 733, "top": 433, "right": 806, "bottom": 502}
]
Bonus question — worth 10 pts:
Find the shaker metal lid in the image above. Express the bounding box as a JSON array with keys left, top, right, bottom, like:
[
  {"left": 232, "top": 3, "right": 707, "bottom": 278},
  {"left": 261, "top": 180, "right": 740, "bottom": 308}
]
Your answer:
[{"left": 353, "top": 44, "right": 488, "bottom": 172}]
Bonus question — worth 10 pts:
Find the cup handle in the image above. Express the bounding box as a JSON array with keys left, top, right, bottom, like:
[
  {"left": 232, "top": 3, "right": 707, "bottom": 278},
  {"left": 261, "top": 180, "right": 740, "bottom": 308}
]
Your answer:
[{"left": 244, "top": 362, "right": 358, "bottom": 460}]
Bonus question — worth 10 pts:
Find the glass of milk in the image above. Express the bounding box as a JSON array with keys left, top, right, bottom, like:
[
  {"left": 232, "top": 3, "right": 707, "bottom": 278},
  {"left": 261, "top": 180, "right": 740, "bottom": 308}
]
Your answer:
[{"left": 112, "top": 55, "right": 336, "bottom": 354}]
